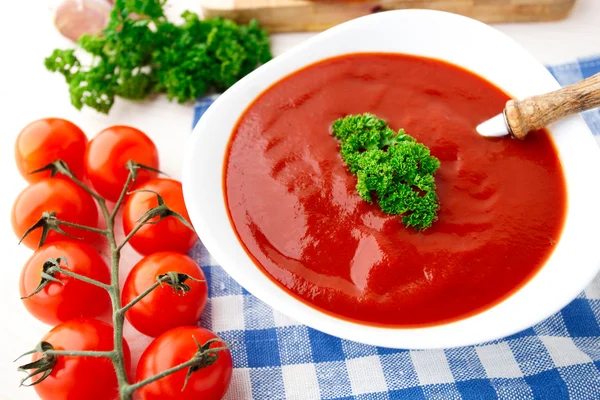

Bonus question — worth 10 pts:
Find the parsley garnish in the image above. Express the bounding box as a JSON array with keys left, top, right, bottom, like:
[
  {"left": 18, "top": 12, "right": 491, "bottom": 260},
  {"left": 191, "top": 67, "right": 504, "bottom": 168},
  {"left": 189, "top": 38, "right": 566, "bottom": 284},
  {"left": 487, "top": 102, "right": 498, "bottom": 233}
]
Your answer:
[{"left": 331, "top": 113, "right": 441, "bottom": 230}]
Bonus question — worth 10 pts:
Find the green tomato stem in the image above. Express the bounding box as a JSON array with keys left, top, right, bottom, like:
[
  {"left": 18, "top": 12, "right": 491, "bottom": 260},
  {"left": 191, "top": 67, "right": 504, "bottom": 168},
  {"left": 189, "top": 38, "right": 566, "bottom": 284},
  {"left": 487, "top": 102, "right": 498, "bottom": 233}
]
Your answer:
[
  {"left": 116, "top": 213, "right": 152, "bottom": 252},
  {"left": 53, "top": 219, "right": 110, "bottom": 236},
  {"left": 55, "top": 163, "right": 105, "bottom": 204},
  {"left": 93, "top": 192, "right": 132, "bottom": 397},
  {"left": 124, "top": 346, "right": 230, "bottom": 394},
  {"left": 118, "top": 279, "right": 163, "bottom": 315},
  {"left": 45, "top": 350, "right": 115, "bottom": 358},
  {"left": 110, "top": 172, "right": 134, "bottom": 223},
  {"left": 53, "top": 267, "right": 111, "bottom": 291}
]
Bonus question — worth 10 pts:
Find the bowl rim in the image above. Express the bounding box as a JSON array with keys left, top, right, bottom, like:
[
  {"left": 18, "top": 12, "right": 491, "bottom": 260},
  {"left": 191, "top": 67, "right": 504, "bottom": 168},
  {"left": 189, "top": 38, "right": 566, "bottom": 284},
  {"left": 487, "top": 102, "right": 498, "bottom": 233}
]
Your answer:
[{"left": 183, "top": 9, "right": 600, "bottom": 349}]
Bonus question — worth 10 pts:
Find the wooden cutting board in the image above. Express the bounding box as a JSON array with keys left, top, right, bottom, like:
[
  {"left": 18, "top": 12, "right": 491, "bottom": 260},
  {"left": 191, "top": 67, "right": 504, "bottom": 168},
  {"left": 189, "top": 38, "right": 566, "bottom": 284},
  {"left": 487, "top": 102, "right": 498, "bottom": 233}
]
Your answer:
[{"left": 200, "top": 0, "right": 577, "bottom": 32}]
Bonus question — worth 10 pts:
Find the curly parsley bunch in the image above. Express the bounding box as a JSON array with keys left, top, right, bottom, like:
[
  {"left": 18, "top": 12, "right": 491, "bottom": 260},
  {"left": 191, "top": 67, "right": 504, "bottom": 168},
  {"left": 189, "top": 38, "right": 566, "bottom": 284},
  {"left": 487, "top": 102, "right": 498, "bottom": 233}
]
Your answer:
[
  {"left": 332, "top": 113, "right": 441, "bottom": 230},
  {"left": 45, "top": 0, "right": 272, "bottom": 114}
]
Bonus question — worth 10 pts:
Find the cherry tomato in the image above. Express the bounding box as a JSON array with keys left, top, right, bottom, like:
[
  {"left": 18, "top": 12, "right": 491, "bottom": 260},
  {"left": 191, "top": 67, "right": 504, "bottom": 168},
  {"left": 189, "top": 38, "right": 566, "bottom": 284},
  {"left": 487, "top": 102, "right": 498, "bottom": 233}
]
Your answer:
[
  {"left": 122, "top": 178, "right": 196, "bottom": 255},
  {"left": 15, "top": 118, "right": 87, "bottom": 183},
  {"left": 122, "top": 252, "right": 207, "bottom": 337},
  {"left": 28, "top": 319, "right": 130, "bottom": 400},
  {"left": 136, "top": 326, "right": 232, "bottom": 400},
  {"left": 11, "top": 178, "right": 99, "bottom": 249},
  {"left": 84, "top": 126, "right": 159, "bottom": 202},
  {"left": 20, "top": 241, "right": 110, "bottom": 325}
]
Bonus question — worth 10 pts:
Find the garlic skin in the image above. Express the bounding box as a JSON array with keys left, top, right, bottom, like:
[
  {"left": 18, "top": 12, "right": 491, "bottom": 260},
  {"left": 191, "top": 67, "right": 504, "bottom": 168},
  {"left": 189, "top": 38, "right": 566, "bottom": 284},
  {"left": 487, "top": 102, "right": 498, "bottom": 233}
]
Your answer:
[{"left": 54, "top": 0, "right": 113, "bottom": 42}]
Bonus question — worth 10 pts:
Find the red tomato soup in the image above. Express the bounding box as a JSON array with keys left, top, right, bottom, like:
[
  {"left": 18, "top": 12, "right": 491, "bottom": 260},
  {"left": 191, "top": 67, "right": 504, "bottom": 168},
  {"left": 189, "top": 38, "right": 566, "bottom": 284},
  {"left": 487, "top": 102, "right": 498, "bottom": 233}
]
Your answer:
[{"left": 224, "top": 53, "right": 567, "bottom": 327}]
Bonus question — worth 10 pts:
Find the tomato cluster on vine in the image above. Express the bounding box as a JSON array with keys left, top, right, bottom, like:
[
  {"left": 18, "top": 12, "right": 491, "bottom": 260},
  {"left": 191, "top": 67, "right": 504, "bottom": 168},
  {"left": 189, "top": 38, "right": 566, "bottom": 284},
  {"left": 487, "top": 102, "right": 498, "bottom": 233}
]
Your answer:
[{"left": 12, "top": 118, "right": 232, "bottom": 400}]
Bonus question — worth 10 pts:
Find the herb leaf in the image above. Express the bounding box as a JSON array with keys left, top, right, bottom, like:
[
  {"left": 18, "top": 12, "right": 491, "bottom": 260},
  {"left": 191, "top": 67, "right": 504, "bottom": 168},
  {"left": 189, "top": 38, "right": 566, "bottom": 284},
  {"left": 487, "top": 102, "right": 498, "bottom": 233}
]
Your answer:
[
  {"left": 45, "top": 0, "right": 272, "bottom": 114},
  {"left": 332, "top": 113, "right": 441, "bottom": 230}
]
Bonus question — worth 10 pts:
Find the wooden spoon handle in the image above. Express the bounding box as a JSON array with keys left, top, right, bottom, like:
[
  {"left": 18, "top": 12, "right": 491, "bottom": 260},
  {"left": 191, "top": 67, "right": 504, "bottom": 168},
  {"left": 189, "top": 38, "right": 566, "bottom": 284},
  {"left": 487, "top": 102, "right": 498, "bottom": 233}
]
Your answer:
[{"left": 505, "top": 72, "right": 600, "bottom": 139}]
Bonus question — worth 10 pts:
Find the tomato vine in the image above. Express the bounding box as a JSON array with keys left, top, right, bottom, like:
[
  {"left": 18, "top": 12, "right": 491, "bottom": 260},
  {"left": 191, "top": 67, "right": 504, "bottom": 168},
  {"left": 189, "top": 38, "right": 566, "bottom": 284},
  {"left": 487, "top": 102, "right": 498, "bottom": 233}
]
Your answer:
[{"left": 15, "top": 159, "right": 228, "bottom": 400}]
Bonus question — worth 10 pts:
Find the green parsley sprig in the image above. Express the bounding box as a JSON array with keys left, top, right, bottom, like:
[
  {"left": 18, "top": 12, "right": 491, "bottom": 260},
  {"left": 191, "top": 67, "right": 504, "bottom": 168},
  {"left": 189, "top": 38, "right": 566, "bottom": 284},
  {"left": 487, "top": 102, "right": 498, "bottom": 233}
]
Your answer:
[
  {"left": 45, "top": 0, "right": 272, "bottom": 114},
  {"left": 332, "top": 113, "right": 441, "bottom": 230}
]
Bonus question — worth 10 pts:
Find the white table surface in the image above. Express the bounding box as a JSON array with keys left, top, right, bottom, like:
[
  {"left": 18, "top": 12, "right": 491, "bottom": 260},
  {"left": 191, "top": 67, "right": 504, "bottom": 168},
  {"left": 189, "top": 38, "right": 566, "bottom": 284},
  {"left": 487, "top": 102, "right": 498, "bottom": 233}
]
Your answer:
[{"left": 0, "top": 1, "right": 599, "bottom": 399}]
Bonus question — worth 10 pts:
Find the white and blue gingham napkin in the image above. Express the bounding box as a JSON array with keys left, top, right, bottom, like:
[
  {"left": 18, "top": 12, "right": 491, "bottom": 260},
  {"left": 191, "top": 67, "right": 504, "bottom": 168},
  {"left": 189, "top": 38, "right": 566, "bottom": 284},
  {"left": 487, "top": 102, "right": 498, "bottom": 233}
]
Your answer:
[{"left": 191, "top": 56, "right": 600, "bottom": 400}]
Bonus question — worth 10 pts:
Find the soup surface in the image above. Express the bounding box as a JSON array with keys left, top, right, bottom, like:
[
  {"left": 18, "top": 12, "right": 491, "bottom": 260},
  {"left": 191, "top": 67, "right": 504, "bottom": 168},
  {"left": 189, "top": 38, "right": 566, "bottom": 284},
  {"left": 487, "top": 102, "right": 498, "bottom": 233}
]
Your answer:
[{"left": 224, "top": 53, "right": 566, "bottom": 327}]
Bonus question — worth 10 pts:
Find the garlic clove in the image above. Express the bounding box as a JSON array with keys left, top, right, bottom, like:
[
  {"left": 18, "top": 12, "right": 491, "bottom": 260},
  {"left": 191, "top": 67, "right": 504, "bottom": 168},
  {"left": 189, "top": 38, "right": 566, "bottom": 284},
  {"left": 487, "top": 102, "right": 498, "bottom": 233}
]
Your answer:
[{"left": 54, "top": 0, "right": 113, "bottom": 42}]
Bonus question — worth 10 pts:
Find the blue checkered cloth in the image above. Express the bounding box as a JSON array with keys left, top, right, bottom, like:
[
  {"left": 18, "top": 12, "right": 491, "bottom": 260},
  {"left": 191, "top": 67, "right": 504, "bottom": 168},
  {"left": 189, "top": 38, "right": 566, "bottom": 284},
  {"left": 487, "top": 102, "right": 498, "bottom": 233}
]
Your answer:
[{"left": 191, "top": 56, "right": 600, "bottom": 400}]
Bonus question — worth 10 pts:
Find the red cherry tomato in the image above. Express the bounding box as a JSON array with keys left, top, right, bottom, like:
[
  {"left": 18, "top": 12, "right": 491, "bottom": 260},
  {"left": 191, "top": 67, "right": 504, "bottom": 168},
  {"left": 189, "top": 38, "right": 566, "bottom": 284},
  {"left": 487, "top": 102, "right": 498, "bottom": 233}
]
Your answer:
[
  {"left": 136, "top": 327, "right": 232, "bottom": 400},
  {"left": 122, "top": 178, "right": 197, "bottom": 255},
  {"left": 11, "top": 178, "right": 99, "bottom": 249},
  {"left": 28, "top": 319, "right": 130, "bottom": 400},
  {"left": 15, "top": 118, "right": 87, "bottom": 183},
  {"left": 20, "top": 241, "right": 110, "bottom": 325},
  {"left": 122, "top": 252, "right": 207, "bottom": 337},
  {"left": 84, "top": 126, "right": 159, "bottom": 202}
]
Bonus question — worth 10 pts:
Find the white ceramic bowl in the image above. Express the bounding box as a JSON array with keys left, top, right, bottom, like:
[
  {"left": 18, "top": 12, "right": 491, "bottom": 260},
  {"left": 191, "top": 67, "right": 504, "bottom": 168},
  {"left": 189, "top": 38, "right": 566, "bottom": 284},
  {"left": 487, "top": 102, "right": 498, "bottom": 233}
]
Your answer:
[{"left": 183, "top": 10, "right": 600, "bottom": 349}]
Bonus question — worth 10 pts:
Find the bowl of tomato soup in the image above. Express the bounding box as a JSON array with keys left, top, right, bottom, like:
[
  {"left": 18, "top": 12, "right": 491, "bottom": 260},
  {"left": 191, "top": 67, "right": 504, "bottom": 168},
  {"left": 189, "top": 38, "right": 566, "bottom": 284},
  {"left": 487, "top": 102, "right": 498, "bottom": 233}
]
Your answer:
[{"left": 183, "top": 10, "right": 600, "bottom": 348}]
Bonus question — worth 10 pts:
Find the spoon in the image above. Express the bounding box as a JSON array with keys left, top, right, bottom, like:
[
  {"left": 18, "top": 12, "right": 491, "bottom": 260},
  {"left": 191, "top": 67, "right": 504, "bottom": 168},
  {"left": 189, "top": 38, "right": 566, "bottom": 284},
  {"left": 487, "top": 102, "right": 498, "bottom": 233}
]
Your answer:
[{"left": 476, "top": 72, "right": 600, "bottom": 139}]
